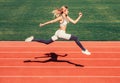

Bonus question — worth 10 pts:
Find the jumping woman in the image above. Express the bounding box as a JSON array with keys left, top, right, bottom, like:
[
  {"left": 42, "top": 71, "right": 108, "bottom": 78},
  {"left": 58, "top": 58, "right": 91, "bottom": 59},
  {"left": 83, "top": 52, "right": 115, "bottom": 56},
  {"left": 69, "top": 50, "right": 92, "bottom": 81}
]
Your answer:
[{"left": 25, "top": 6, "right": 91, "bottom": 55}]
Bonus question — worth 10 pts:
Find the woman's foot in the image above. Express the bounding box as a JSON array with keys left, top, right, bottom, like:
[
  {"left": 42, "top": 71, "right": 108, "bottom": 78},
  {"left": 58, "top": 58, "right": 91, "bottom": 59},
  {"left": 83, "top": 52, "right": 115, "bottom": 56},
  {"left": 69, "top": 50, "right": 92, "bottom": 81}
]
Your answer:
[
  {"left": 82, "top": 49, "right": 91, "bottom": 55},
  {"left": 25, "top": 36, "right": 34, "bottom": 42}
]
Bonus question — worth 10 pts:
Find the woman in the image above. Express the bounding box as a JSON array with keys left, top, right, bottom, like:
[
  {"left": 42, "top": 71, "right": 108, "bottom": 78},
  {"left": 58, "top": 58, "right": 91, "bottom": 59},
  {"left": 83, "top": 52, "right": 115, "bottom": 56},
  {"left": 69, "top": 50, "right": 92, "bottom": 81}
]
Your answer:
[{"left": 25, "top": 6, "right": 91, "bottom": 55}]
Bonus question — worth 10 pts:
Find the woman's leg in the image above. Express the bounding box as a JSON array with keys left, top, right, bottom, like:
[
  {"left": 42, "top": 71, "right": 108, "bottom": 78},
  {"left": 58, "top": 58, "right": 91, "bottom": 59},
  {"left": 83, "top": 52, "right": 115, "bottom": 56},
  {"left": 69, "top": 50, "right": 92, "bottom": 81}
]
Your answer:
[
  {"left": 32, "top": 38, "right": 54, "bottom": 44},
  {"left": 69, "top": 35, "right": 86, "bottom": 51},
  {"left": 25, "top": 36, "right": 54, "bottom": 44},
  {"left": 69, "top": 35, "right": 91, "bottom": 55}
]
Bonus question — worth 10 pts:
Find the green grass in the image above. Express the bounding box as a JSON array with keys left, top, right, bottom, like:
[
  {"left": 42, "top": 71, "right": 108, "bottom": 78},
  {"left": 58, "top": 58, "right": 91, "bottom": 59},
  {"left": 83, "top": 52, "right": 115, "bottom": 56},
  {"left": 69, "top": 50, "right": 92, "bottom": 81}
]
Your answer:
[{"left": 0, "top": 0, "right": 120, "bottom": 41}]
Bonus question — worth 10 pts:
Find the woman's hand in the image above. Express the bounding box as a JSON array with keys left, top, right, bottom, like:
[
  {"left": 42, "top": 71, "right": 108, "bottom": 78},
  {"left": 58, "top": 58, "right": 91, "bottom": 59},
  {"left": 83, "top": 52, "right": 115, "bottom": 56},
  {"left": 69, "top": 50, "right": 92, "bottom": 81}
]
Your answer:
[
  {"left": 79, "top": 12, "right": 82, "bottom": 17},
  {"left": 39, "top": 23, "right": 45, "bottom": 27}
]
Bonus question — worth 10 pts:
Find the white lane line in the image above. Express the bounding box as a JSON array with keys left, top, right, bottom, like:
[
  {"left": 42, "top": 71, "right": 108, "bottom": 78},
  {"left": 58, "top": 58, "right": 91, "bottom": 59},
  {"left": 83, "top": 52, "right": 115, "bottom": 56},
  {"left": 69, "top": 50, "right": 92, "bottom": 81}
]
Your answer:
[
  {"left": 0, "top": 58, "right": 120, "bottom": 60},
  {"left": 0, "top": 52, "right": 120, "bottom": 53},
  {"left": 0, "top": 66, "right": 120, "bottom": 68},
  {"left": 0, "top": 76, "right": 120, "bottom": 78},
  {"left": 0, "top": 46, "right": 120, "bottom": 47}
]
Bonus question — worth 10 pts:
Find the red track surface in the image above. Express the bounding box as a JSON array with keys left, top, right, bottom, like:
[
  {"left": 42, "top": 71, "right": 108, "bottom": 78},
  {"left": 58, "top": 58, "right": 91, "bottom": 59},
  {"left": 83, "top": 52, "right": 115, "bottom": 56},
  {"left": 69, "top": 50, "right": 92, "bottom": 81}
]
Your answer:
[{"left": 0, "top": 41, "right": 120, "bottom": 83}]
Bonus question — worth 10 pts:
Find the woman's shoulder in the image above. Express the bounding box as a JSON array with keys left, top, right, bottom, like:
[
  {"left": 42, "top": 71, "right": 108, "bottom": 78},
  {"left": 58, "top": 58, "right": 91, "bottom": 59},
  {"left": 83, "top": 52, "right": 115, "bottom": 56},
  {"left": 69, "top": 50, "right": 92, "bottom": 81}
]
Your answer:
[{"left": 56, "top": 15, "right": 63, "bottom": 21}]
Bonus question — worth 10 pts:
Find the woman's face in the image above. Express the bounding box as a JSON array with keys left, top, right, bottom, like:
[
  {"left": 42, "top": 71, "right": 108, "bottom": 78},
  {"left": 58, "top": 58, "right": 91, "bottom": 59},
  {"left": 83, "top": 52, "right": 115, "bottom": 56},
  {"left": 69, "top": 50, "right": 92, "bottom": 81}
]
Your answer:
[{"left": 62, "top": 6, "right": 69, "bottom": 15}]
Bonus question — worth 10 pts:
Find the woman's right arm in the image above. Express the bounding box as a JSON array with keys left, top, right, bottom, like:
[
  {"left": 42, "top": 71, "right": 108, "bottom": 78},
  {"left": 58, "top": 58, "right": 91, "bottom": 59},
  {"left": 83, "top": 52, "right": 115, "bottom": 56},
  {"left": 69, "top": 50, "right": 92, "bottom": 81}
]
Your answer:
[
  {"left": 40, "top": 16, "right": 61, "bottom": 27},
  {"left": 67, "top": 12, "right": 83, "bottom": 24}
]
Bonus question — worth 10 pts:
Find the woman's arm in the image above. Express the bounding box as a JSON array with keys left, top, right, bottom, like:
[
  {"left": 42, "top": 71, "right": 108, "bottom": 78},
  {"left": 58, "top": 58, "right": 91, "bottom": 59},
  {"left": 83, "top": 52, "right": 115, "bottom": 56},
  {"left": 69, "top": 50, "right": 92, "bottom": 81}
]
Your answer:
[
  {"left": 67, "top": 12, "right": 82, "bottom": 24},
  {"left": 40, "top": 16, "right": 61, "bottom": 27},
  {"left": 58, "top": 54, "right": 68, "bottom": 57},
  {"left": 34, "top": 55, "right": 49, "bottom": 59}
]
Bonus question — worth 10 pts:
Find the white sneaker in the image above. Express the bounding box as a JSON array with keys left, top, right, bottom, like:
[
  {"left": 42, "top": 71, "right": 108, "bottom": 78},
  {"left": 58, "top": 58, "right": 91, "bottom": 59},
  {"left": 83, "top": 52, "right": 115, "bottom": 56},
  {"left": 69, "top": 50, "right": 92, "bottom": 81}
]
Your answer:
[
  {"left": 82, "top": 49, "right": 91, "bottom": 55},
  {"left": 25, "top": 36, "right": 34, "bottom": 42}
]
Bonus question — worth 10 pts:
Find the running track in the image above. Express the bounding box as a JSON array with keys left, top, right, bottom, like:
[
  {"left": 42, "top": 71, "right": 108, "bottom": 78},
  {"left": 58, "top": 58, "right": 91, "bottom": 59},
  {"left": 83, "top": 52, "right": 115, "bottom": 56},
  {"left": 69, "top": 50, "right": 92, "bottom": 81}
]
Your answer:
[{"left": 0, "top": 41, "right": 120, "bottom": 83}]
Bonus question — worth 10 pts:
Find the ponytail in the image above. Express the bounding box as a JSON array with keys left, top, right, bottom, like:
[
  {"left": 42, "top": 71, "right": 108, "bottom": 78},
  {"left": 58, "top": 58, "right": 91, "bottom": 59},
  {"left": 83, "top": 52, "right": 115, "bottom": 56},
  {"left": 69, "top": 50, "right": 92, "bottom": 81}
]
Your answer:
[{"left": 52, "top": 8, "right": 63, "bottom": 17}]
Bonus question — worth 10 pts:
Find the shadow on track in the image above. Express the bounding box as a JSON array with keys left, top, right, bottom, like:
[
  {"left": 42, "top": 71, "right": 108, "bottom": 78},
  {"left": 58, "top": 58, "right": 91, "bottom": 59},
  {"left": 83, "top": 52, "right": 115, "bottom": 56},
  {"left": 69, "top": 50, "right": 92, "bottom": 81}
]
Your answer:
[{"left": 24, "top": 52, "right": 84, "bottom": 67}]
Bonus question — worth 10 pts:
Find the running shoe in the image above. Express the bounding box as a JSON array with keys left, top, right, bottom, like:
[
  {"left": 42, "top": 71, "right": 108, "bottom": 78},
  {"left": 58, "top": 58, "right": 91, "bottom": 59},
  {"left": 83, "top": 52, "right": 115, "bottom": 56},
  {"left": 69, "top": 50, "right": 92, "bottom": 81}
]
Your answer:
[
  {"left": 25, "top": 36, "right": 34, "bottom": 42},
  {"left": 82, "top": 49, "right": 91, "bottom": 55}
]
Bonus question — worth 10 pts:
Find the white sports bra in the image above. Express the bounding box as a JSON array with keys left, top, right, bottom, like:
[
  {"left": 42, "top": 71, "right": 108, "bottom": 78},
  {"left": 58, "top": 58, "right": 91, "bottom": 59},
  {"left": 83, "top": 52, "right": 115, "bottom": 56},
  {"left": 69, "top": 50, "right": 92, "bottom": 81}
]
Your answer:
[{"left": 60, "top": 16, "right": 69, "bottom": 27}]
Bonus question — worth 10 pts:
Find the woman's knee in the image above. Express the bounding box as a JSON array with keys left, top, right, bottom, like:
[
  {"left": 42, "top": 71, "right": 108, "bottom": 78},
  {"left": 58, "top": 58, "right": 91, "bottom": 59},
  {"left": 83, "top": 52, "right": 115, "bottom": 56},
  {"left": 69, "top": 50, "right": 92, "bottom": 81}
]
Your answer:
[{"left": 45, "top": 39, "right": 54, "bottom": 44}]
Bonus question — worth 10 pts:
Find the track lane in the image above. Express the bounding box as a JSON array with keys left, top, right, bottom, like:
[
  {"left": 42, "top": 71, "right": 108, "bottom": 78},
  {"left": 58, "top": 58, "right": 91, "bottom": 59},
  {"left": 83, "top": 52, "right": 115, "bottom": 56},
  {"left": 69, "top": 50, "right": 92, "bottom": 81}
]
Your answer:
[
  {"left": 0, "top": 77, "right": 119, "bottom": 83},
  {"left": 0, "top": 53, "right": 120, "bottom": 58},
  {"left": 0, "top": 41, "right": 120, "bottom": 83},
  {"left": 0, "top": 67, "right": 120, "bottom": 76},
  {"left": 0, "top": 59, "right": 120, "bottom": 66}
]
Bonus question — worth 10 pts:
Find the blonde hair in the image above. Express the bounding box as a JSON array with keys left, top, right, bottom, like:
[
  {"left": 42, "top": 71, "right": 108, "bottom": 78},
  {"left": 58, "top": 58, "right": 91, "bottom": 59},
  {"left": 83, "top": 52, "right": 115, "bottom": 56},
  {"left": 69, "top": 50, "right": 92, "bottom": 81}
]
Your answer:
[
  {"left": 52, "top": 6, "right": 68, "bottom": 17},
  {"left": 52, "top": 8, "right": 63, "bottom": 17}
]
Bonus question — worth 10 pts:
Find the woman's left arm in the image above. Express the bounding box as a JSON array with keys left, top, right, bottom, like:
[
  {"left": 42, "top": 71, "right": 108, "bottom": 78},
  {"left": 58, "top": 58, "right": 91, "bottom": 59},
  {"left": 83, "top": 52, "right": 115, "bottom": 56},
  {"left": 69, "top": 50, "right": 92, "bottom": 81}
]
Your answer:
[
  {"left": 39, "top": 16, "right": 61, "bottom": 27},
  {"left": 67, "top": 12, "right": 82, "bottom": 24}
]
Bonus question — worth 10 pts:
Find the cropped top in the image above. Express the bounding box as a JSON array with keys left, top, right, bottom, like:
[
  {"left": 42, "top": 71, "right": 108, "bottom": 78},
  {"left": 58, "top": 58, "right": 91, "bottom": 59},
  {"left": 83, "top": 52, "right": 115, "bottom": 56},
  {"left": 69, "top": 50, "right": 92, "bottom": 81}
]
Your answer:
[{"left": 60, "top": 16, "right": 69, "bottom": 27}]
